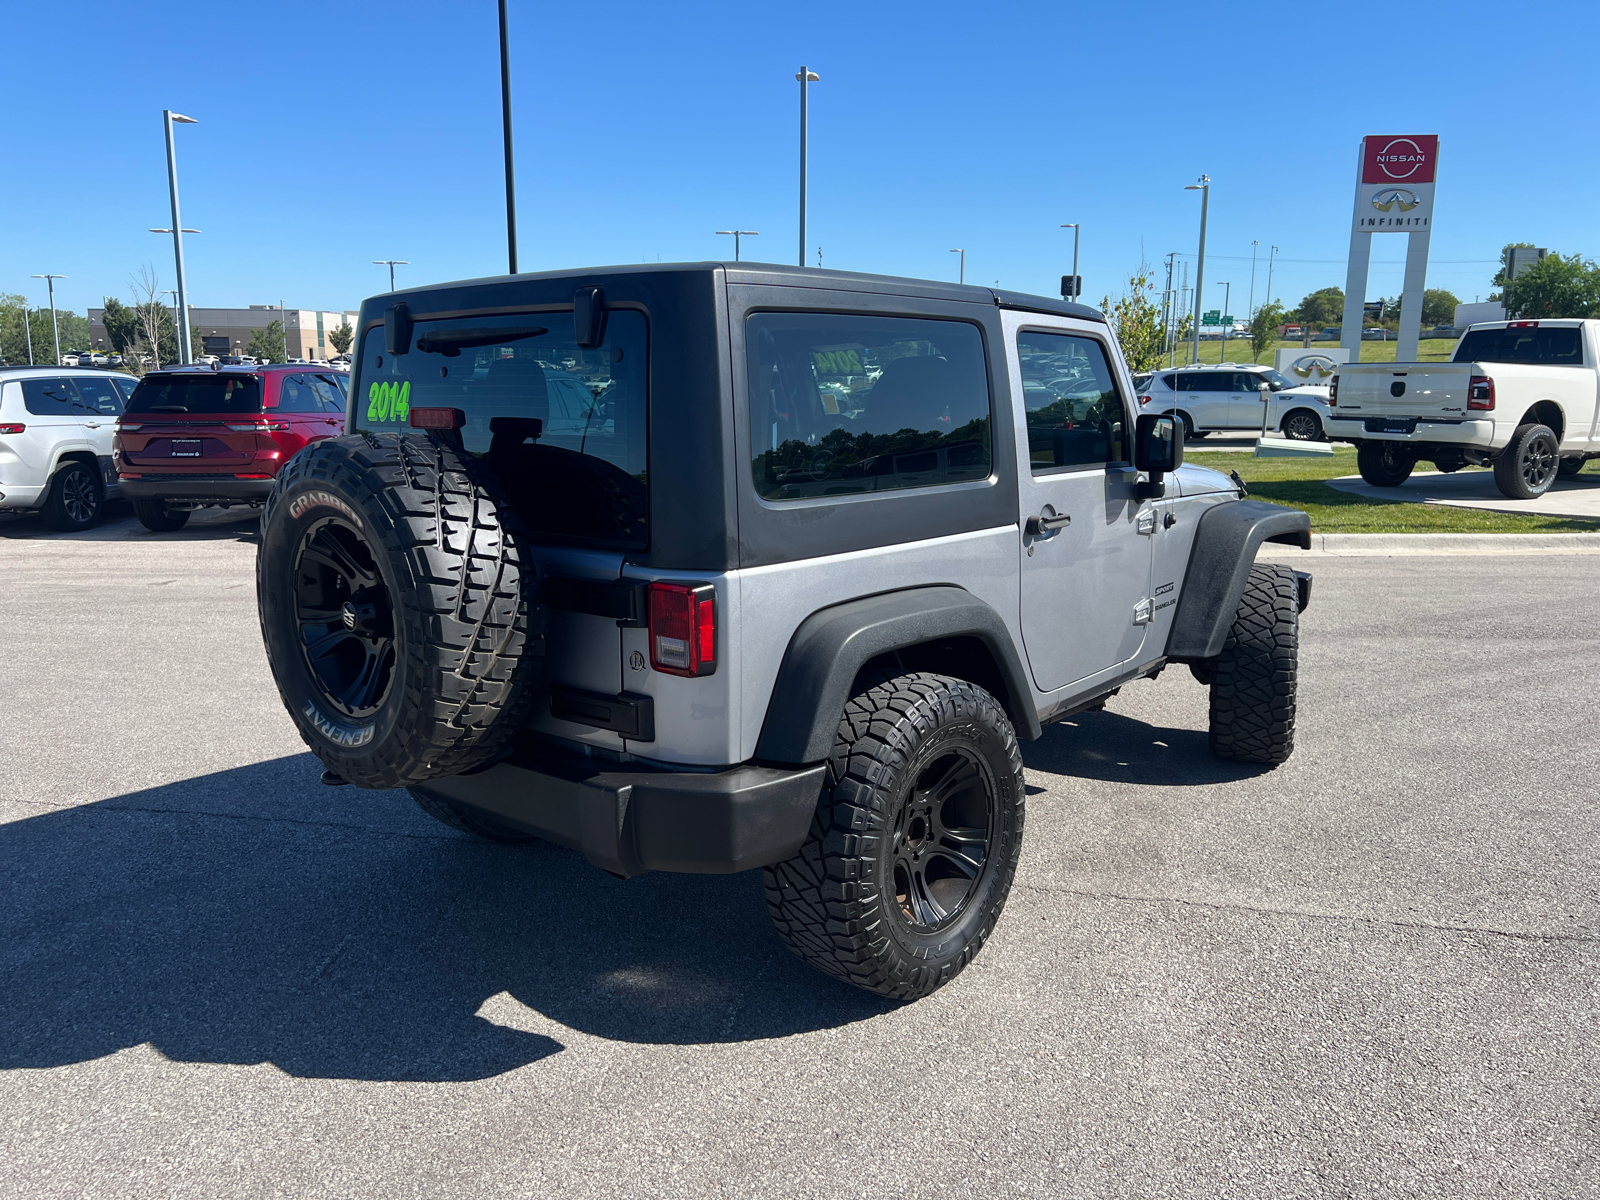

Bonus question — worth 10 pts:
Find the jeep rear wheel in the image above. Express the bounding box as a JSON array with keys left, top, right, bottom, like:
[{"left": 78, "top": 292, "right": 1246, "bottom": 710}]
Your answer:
[
  {"left": 763, "top": 672, "right": 1024, "bottom": 1001},
  {"left": 1207, "top": 563, "right": 1299, "bottom": 765},
  {"left": 1356, "top": 441, "right": 1415, "bottom": 487},
  {"left": 257, "top": 432, "right": 541, "bottom": 789}
]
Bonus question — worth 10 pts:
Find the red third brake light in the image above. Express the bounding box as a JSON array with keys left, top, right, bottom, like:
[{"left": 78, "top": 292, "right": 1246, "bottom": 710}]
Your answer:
[
  {"left": 1468, "top": 375, "right": 1496, "bottom": 410},
  {"left": 647, "top": 581, "right": 717, "bottom": 677},
  {"left": 410, "top": 407, "right": 465, "bottom": 431}
]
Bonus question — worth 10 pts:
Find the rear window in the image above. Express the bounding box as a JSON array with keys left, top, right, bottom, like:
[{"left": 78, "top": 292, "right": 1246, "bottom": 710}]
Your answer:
[
  {"left": 746, "top": 312, "right": 991, "bottom": 501},
  {"left": 125, "top": 375, "right": 263, "bottom": 414},
  {"left": 355, "top": 310, "right": 647, "bottom": 548},
  {"left": 1454, "top": 326, "right": 1584, "bottom": 366}
]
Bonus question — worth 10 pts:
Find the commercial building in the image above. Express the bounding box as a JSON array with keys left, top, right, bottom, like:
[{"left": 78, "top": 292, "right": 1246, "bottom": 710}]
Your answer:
[{"left": 87, "top": 305, "right": 359, "bottom": 361}]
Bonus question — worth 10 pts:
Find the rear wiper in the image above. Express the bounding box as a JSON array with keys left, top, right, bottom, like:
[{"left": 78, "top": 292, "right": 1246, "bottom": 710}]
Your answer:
[{"left": 413, "top": 326, "right": 548, "bottom": 357}]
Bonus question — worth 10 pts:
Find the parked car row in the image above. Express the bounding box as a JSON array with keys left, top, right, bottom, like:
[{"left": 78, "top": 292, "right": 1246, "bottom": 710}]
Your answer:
[{"left": 0, "top": 363, "right": 349, "bottom": 532}]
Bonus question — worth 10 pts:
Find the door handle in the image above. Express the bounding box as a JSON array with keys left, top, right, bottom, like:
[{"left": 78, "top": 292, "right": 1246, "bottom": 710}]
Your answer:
[{"left": 1025, "top": 512, "right": 1072, "bottom": 535}]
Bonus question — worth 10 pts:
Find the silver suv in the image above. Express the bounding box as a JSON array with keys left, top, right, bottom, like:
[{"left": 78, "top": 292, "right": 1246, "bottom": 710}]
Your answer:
[
  {"left": 255, "top": 265, "right": 1312, "bottom": 1001},
  {"left": 0, "top": 366, "right": 137, "bottom": 528},
  {"left": 1138, "top": 363, "right": 1332, "bottom": 441}
]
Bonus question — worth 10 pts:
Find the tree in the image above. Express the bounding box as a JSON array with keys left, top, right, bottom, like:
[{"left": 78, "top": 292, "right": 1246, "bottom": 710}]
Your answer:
[
  {"left": 1293, "top": 287, "right": 1344, "bottom": 331},
  {"left": 102, "top": 298, "right": 141, "bottom": 354},
  {"left": 247, "top": 320, "right": 286, "bottom": 363},
  {"left": 1249, "top": 301, "right": 1285, "bottom": 363},
  {"left": 1502, "top": 253, "right": 1600, "bottom": 319},
  {"left": 328, "top": 319, "right": 354, "bottom": 356},
  {"left": 1100, "top": 266, "right": 1166, "bottom": 372},
  {"left": 1421, "top": 288, "right": 1460, "bottom": 327}
]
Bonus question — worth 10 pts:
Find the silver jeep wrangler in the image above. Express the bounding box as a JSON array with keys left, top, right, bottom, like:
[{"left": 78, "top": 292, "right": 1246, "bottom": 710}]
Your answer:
[{"left": 256, "top": 264, "right": 1311, "bottom": 1001}]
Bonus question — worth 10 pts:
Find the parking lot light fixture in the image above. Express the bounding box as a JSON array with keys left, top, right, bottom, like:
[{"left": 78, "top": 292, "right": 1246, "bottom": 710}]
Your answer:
[
  {"left": 1267, "top": 245, "right": 1279, "bottom": 306},
  {"left": 162, "top": 110, "right": 198, "bottom": 364},
  {"left": 1060, "top": 223, "right": 1080, "bottom": 300},
  {"left": 1217, "top": 281, "right": 1232, "bottom": 355},
  {"left": 31, "top": 274, "right": 65, "bottom": 365},
  {"left": 950, "top": 249, "right": 965, "bottom": 285},
  {"left": 1184, "top": 175, "right": 1210, "bottom": 365},
  {"left": 1248, "top": 241, "right": 1259, "bottom": 320},
  {"left": 374, "top": 260, "right": 409, "bottom": 292},
  {"left": 796, "top": 67, "right": 819, "bottom": 266},
  {"left": 715, "top": 231, "right": 759, "bottom": 262}
]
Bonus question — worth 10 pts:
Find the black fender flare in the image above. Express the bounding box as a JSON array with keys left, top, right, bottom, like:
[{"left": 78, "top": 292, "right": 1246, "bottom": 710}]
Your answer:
[
  {"left": 1166, "top": 499, "right": 1311, "bottom": 660},
  {"left": 754, "top": 586, "right": 1041, "bottom": 767}
]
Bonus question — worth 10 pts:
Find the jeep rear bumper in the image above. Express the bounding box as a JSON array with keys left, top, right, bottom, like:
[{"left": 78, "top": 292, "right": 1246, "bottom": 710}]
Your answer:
[{"left": 412, "top": 745, "right": 826, "bottom": 879}]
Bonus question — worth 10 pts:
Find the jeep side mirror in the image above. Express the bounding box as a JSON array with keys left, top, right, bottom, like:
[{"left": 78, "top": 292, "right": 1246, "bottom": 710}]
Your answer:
[
  {"left": 574, "top": 285, "right": 607, "bottom": 349},
  {"left": 1134, "top": 412, "right": 1183, "bottom": 500}
]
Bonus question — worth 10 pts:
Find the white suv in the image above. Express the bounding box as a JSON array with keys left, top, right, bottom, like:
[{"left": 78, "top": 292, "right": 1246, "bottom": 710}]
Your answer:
[
  {"left": 1137, "top": 363, "right": 1332, "bottom": 441},
  {"left": 0, "top": 367, "right": 138, "bottom": 529}
]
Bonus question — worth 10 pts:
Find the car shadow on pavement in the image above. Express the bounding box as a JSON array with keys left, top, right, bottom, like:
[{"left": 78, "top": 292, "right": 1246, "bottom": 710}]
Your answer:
[
  {"left": 1024, "top": 709, "right": 1276, "bottom": 786},
  {"left": 0, "top": 756, "right": 892, "bottom": 1083},
  {"left": 0, "top": 502, "right": 261, "bottom": 543}
]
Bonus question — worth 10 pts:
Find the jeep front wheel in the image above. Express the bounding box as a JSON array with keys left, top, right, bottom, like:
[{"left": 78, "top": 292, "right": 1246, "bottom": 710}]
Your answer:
[
  {"left": 763, "top": 672, "right": 1024, "bottom": 1000},
  {"left": 257, "top": 432, "right": 541, "bottom": 789},
  {"left": 1207, "top": 563, "right": 1299, "bottom": 765}
]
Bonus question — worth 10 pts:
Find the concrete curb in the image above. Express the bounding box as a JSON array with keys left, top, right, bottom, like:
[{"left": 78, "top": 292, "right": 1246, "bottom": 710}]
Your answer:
[{"left": 1258, "top": 532, "right": 1600, "bottom": 556}]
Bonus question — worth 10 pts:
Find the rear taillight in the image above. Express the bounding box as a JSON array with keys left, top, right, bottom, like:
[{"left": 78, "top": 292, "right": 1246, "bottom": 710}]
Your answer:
[
  {"left": 1138, "top": 395, "right": 1151, "bottom": 406},
  {"left": 1328, "top": 375, "right": 1338, "bottom": 405},
  {"left": 1468, "top": 375, "right": 1495, "bottom": 410},
  {"left": 235, "top": 473, "right": 273, "bottom": 479},
  {"left": 114, "top": 421, "right": 141, "bottom": 431},
  {"left": 647, "top": 581, "right": 716, "bottom": 677},
  {"left": 0, "top": 423, "right": 24, "bottom": 435},
  {"left": 227, "top": 421, "right": 289, "bottom": 432}
]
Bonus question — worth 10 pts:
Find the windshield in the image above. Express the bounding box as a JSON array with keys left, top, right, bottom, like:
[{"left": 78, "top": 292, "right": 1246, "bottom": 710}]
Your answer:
[
  {"left": 125, "top": 375, "right": 262, "bottom": 414},
  {"left": 355, "top": 309, "right": 647, "bottom": 547},
  {"left": 1454, "top": 326, "right": 1584, "bottom": 366},
  {"left": 1259, "top": 368, "right": 1294, "bottom": 390}
]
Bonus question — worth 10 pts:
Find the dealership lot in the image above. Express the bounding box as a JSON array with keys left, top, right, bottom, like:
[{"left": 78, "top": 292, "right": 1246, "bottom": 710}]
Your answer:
[{"left": 1, "top": 528, "right": 1596, "bottom": 1199}]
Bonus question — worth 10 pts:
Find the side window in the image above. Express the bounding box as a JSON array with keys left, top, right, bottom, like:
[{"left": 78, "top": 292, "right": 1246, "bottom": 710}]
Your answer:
[
  {"left": 1017, "top": 331, "right": 1127, "bottom": 471},
  {"left": 1172, "top": 372, "right": 1197, "bottom": 392},
  {"left": 1233, "top": 373, "right": 1264, "bottom": 393},
  {"left": 746, "top": 312, "right": 991, "bottom": 501},
  {"left": 20, "top": 378, "right": 84, "bottom": 416},
  {"left": 111, "top": 376, "right": 139, "bottom": 406},
  {"left": 72, "top": 376, "right": 125, "bottom": 415},
  {"left": 311, "top": 375, "right": 345, "bottom": 412},
  {"left": 278, "top": 374, "right": 320, "bottom": 413}
]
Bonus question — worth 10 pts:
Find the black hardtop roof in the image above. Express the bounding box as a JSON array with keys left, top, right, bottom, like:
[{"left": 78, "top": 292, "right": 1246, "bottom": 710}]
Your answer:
[{"left": 371, "top": 261, "right": 1105, "bottom": 324}]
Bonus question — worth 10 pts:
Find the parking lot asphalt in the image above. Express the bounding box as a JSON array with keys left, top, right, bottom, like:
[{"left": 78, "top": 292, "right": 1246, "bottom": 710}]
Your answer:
[{"left": 2, "top": 512, "right": 1597, "bottom": 1199}]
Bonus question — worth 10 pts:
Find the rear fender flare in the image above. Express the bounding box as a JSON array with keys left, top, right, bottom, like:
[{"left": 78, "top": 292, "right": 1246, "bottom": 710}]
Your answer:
[
  {"left": 1166, "top": 499, "right": 1311, "bottom": 660},
  {"left": 753, "top": 586, "right": 1041, "bottom": 767}
]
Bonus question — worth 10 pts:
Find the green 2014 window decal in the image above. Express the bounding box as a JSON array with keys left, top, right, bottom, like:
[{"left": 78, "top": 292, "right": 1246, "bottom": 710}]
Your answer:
[{"left": 367, "top": 380, "right": 410, "bottom": 423}]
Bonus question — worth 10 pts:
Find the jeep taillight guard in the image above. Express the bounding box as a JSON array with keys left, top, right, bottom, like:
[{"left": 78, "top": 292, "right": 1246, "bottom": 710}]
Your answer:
[{"left": 648, "top": 581, "right": 716, "bottom": 677}]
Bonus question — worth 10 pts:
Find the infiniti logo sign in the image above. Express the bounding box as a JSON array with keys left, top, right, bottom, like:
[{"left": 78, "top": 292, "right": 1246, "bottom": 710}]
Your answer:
[{"left": 1372, "top": 188, "right": 1420, "bottom": 213}]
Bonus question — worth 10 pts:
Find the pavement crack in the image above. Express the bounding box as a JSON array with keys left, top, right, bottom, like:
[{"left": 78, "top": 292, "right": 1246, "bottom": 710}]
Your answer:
[{"left": 1025, "top": 884, "right": 1600, "bottom": 945}]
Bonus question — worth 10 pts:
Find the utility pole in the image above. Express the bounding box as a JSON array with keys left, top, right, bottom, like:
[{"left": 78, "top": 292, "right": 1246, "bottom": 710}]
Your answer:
[
  {"left": 31, "top": 274, "right": 65, "bottom": 365},
  {"left": 499, "top": 0, "right": 518, "bottom": 274},
  {"left": 796, "top": 66, "right": 819, "bottom": 266},
  {"left": 1184, "top": 175, "right": 1210, "bottom": 365}
]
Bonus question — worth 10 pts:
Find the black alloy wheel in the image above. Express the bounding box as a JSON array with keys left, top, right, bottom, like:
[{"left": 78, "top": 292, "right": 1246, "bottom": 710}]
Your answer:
[
  {"left": 42, "top": 461, "right": 102, "bottom": 530},
  {"left": 1518, "top": 430, "right": 1558, "bottom": 492},
  {"left": 890, "top": 747, "right": 994, "bottom": 932},
  {"left": 294, "top": 519, "right": 395, "bottom": 717}
]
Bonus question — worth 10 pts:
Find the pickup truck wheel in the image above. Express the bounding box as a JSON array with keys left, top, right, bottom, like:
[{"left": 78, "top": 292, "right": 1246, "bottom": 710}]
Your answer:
[
  {"left": 408, "top": 788, "right": 534, "bottom": 843},
  {"left": 1356, "top": 441, "right": 1415, "bottom": 487},
  {"left": 257, "top": 432, "right": 541, "bottom": 789},
  {"left": 1493, "top": 423, "right": 1559, "bottom": 499},
  {"left": 41, "top": 461, "right": 103, "bottom": 531},
  {"left": 133, "top": 499, "right": 191, "bottom": 532},
  {"left": 1207, "top": 564, "right": 1298, "bottom": 765},
  {"left": 1557, "top": 456, "right": 1586, "bottom": 479},
  {"left": 763, "top": 672, "right": 1024, "bottom": 1001},
  {"left": 1281, "top": 408, "right": 1323, "bottom": 442}
]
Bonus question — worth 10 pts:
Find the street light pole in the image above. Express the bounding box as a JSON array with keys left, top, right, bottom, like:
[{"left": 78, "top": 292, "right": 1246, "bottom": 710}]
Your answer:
[
  {"left": 1248, "top": 240, "right": 1259, "bottom": 320},
  {"left": 374, "top": 260, "right": 409, "bottom": 292},
  {"left": 1184, "top": 175, "right": 1210, "bottom": 365},
  {"left": 20, "top": 299, "right": 32, "bottom": 366},
  {"left": 1267, "top": 245, "right": 1279, "bottom": 306},
  {"left": 715, "top": 231, "right": 759, "bottom": 262},
  {"left": 796, "top": 66, "right": 819, "bottom": 267},
  {"left": 31, "top": 274, "right": 64, "bottom": 365},
  {"left": 161, "top": 110, "right": 198, "bottom": 364},
  {"left": 1060, "top": 223, "right": 1080, "bottom": 300},
  {"left": 498, "top": 0, "right": 518, "bottom": 274},
  {"left": 1218, "top": 281, "right": 1232, "bottom": 358},
  {"left": 949, "top": 249, "right": 965, "bottom": 284}
]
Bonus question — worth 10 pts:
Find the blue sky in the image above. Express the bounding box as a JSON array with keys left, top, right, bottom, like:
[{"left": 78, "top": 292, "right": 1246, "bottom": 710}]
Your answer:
[{"left": 5, "top": 0, "right": 1596, "bottom": 320}]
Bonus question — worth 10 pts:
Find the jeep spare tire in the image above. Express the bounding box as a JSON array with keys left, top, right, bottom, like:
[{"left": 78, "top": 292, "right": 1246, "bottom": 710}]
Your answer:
[{"left": 257, "top": 432, "right": 541, "bottom": 789}]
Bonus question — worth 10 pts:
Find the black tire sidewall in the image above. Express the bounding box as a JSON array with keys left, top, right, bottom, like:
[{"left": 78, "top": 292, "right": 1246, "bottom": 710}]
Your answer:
[
  {"left": 46, "top": 461, "right": 101, "bottom": 529},
  {"left": 258, "top": 471, "right": 412, "bottom": 767}
]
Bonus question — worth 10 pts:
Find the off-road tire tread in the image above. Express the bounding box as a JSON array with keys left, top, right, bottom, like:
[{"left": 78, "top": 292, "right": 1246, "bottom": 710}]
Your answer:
[
  {"left": 408, "top": 787, "right": 534, "bottom": 843},
  {"left": 259, "top": 432, "right": 541, "bottom": 789},
  {"left": 763, "top": 671, "right": 1024, "bottom": 1001},
  {"left": 1208, "top": 563, "right": 1298, "bottom": 764}
]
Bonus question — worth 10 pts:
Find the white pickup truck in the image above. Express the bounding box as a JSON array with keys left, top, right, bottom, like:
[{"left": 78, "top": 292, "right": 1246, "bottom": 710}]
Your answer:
[{"left": 1326, "top": 319, "right": 1600, "bottom": 499}]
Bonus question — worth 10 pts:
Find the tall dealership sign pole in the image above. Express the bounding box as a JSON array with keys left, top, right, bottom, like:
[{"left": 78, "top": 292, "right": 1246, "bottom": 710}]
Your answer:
[{"left": 1341, "top": 135, "right": 1438, "bottom": 363}]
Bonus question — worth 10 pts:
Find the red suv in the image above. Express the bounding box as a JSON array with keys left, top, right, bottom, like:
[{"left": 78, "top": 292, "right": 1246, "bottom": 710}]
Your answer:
[{"left": 114, "top": 365, "right": 347, "bottom": 531}]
